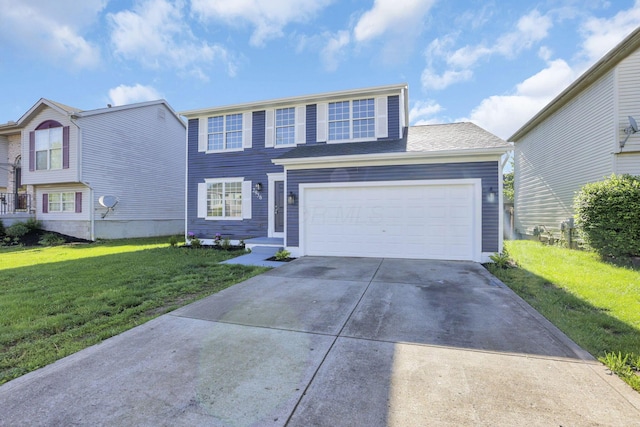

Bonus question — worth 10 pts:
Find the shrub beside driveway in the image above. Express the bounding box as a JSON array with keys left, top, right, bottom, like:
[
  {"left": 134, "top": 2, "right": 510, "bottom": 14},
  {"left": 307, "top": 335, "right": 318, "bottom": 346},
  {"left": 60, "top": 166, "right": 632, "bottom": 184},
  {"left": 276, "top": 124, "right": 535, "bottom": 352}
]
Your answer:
[
  {"left": 488, "top": 240, "right": 640, "bottom": 391},
  {"left": 0, "top": 237, "right": 268, "bottom": 385}
]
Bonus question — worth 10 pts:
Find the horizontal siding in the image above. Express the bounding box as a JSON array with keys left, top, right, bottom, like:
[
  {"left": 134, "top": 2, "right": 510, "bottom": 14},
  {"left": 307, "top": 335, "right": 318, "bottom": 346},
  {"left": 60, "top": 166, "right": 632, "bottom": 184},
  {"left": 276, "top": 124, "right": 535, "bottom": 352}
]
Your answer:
[
  {"left": 0, "top": 137, "right": 8, "bottom": 188},
  {"left": 188, "top": 111, "right": 293, "bottom": 239},
  {"left": 306, "top": 104, "right": 317, "bottom": 144},
  {"left": 515, "top": 69, "right": 615, "bottom": 236},
  {"left": 615, "top": 152, "right": 640, "bottom": 175},
  {"left": 287, "top": 162, "right": 500, "bottom": 252},
  {"left": 22, "top": 107, "right": 78, "bottom": 185},
  {"left": 80, "top": 104, "right": 186, "bottom": 222},
  {"left": 386, "top": 95, "right": 400, "bottom": 140},
  {"left": 616, "top": 47, "right": 640, "bottom": 152}
]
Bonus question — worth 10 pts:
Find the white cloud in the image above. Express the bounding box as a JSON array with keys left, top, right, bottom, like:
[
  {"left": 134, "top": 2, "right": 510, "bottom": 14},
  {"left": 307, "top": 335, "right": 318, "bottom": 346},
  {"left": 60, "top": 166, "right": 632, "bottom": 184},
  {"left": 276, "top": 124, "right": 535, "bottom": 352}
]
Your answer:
[
  {"left": 108, "top": 84, "right": 162, "bottom": 106},
  {"left": 191, "top": 0, "right": 333, "bottom": 47},
  {"left": 353, "top": 0, "right": 436, "bottom": 43},
  {"left": 0, "top": 0, "right": 104, "bottom": 69},
  {"left": 578, "top": 0, "right": 640, "bottom": 63},
  {"left": 423, "top": 9, "right": 553, "bottom": 91},
  {"left": 409, "top": 100, "right": 444, "bottom": 125},
  {"left": 108, "top": 0, "right": 236, "bottom": 79},
  {"left": 465, "top": 59, "right": 577, "bottom": 139},
  {"left": 320, "top": 31, "right": 351, "bottom": 72}
]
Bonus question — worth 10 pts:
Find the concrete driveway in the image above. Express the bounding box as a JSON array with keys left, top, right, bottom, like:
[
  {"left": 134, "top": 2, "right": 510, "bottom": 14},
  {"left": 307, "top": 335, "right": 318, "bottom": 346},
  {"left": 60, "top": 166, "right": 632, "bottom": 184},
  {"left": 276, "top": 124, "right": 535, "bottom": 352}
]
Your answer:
[{"left": 1, "top": 257, "right": 639, "bottom": 426}]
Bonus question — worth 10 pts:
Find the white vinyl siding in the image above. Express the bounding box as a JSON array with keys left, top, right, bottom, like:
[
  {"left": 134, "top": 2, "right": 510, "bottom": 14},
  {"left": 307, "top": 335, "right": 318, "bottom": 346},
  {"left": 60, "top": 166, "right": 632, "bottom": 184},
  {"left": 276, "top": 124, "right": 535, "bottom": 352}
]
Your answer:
[
  {"left": 515, "top": 70, "right": 615, "bottom": 236},
  {"left": 79, "top": 103, "right": 186, "bottom": 222},
  {"left": 615, "top": 153, "right": 640, "bottom": 175},
  {"left": 616, "top": 48, "right": 640, "bottom": 152}
]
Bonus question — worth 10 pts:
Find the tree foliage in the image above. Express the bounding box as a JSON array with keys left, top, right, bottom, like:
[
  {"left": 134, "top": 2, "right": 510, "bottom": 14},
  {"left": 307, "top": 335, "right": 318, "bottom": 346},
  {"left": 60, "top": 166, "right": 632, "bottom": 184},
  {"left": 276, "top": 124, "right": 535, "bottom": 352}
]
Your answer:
[
  {"left": 574, "top": 174, "right": 640, "bottom": 258},
  {"left": 503, "top": 171, "right": 514, "bottom": 202}
]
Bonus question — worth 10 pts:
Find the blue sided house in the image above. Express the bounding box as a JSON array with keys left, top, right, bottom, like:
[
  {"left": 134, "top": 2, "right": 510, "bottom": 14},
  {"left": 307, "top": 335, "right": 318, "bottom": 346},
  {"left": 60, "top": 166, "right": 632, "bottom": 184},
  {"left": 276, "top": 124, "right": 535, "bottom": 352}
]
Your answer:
[{"left": 180, "top": 84, "right": 511, "bottom": 262}]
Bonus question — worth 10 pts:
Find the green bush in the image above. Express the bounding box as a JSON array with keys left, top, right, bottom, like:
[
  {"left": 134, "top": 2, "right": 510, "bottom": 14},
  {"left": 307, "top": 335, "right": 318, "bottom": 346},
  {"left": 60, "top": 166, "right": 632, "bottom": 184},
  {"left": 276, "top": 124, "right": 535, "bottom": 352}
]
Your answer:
[
  {"left": 0, "top": 220, "right": 5, "bottom": 237},
  {"left": 24, "top": 218, "right": 42, "bottom": 231},
  {"left": 274, "top": 249, "right": 291, "bottom": 261},
  {"left": 5, "top": 222, "right": 29, "bottom": 238},
  {"left": 574, "top": 174, "right": 640, "bottom": 257},
  {"left": 39, "top": 233, "right": 66, "bottom": 246}
]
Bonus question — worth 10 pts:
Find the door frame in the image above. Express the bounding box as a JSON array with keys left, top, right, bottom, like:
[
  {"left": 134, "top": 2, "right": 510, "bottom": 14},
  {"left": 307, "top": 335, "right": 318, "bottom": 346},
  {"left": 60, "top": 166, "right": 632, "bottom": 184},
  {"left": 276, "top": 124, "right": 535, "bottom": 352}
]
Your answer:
[{"left": 267, "top": 172, "right": 285, "bottom": 238}]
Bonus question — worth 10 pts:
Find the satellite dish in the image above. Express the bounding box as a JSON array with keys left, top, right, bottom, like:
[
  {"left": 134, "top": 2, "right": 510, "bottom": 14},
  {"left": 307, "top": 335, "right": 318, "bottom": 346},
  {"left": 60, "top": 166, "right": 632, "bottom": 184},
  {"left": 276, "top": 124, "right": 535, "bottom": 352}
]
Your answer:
[
  {"left": 620, "top": 116, "right": 639, "bottom": 148},
  {"left": 99, "top": 195, "right": 118, "bottom": 208}
]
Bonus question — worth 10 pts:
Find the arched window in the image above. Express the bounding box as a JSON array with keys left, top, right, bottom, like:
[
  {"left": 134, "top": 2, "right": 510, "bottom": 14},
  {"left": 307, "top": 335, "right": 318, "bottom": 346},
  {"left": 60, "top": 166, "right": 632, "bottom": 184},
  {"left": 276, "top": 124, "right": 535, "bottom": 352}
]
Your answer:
[{"left": 29, "top": 120, "right": 69, "bottom": 171}]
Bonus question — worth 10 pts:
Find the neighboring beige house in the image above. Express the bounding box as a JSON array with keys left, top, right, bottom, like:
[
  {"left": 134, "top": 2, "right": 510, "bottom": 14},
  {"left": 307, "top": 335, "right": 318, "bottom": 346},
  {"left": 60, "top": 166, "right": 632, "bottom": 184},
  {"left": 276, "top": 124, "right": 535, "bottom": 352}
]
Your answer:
[
  {"left": 0, "top": 98, "right": 186, "bottom": 239},
  {"left": 509, "top": 26, "right": 640, "bottom": 239}
]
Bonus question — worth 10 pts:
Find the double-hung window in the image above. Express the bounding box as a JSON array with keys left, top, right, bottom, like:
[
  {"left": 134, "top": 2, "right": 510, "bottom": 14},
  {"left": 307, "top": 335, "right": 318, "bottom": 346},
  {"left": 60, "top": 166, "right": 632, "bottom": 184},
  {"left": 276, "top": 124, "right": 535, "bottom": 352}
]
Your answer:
[
  {"left": 328, "top": 98, "right": 375, "bottom": 141},
  {"left": 207, "top": 113, "right": 243, "bottom": 151},
  {"left": 35, "top": 126, "right": 63, "bottom": 170},
  {"left": 275, "top": 107, "right": 295, "bottom": 146},
  {"left": 206, "top": 181, "right": 242, "bottom": 218},
  {"left": 48, "top": 192, "right": 75, "bottom": 212}
]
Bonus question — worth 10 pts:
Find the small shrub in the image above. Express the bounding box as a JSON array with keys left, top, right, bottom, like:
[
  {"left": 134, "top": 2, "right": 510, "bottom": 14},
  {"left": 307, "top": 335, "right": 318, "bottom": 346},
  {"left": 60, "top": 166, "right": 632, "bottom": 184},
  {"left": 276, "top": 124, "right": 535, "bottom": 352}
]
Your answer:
[
  {"left": 489, "top": 249, "right": 513, "bottom": 269},
  {"left": 5, "top": 222, "right": 29, "bottom": 238},
  {"left": 38, "top": 233, "right": 66, "bottom": 246},
  {"left": 168, "top": 235, "right": 179, "bottom": 247},
  {"left": 24, "top": 218, "right": 42, "bottom": 231},
  {"left": 0, "top": 220, "right": 5, "bottom": 237},
  {"left": 190, "top": 237, "right": 202, "bottom": 248},
  {"left": 274, "top": 249, "right": 291, "bottom": 261},
  {"left": 574, "top": 174, "right": 640, "bottom": 258},
  {"left": 221, "top": 237, "right": 231, "bottom": 250},
  {"left": 599, "top": 351, "right": 640, "bottom": 391}
]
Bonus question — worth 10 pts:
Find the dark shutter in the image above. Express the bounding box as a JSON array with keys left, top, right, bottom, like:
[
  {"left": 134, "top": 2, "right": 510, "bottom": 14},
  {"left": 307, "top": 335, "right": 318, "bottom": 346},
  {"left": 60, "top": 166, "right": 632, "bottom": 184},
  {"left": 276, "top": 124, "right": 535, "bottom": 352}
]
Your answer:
[
  {"left": 29, "top": 131, "right": 35, "bottom": 171},
  {"left": 42, "top": 194, "right": 48, "bottom": 213},
  {"left": 63, "top": 126, "right": 70, "bottom": 169},
  {"left": 75, "top": 192, "right": 82, "bottom": 213}
]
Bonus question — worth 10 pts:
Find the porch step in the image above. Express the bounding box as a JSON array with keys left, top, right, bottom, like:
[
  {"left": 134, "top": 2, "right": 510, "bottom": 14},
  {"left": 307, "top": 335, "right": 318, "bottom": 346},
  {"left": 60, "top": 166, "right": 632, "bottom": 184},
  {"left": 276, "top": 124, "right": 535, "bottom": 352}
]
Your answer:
[{"left": 245, "top": 237, "right": 284, "bottom": 251}]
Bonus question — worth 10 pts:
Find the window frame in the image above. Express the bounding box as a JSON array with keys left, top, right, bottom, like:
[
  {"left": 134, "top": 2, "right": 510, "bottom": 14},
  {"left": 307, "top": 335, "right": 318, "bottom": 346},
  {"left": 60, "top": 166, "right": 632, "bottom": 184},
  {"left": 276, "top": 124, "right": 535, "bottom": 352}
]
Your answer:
[
  {"left": 206, "top": 113, "right": 244, "bottom": 152},
  {"left": 275, "top": 107, "right": 296, "bottom": 146},
  {"left": 198, "top": 178, "right": 251, "bottom": 221},
  {"left": 328, "top": 98, "right": 375, "bottom": 143}
]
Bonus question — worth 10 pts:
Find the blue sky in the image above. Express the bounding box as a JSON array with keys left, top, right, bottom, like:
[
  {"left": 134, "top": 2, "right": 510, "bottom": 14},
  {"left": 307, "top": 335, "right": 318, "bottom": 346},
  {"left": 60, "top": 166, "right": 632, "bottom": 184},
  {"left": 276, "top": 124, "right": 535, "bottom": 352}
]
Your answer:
[{"left": 1, "top": 0, "right": 639, "bottom": 141}]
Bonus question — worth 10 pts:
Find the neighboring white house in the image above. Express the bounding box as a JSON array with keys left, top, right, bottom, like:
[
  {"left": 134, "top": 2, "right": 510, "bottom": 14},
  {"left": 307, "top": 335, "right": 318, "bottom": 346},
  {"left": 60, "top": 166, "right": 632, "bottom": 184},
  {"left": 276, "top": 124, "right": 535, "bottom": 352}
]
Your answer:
[
  {"left": 509, "top": 26, "right": 640, "bottom": 239},
  {"left": 0, "top": 98, "right": 186, "bottom": 240}
]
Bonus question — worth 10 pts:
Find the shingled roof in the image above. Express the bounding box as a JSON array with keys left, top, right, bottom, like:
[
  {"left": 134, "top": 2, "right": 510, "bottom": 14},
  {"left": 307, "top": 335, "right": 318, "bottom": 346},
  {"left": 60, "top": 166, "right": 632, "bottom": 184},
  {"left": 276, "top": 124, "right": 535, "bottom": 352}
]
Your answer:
[{"left": 276, "top": 122, "right": 509, "bottom": 160}]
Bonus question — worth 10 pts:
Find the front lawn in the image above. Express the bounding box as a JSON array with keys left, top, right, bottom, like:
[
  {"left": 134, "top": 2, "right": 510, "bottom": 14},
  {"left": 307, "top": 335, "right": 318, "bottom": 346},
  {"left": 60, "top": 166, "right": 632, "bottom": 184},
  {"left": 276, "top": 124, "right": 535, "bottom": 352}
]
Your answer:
[
  {"left": 489, "top": 240, "right": 640, "bottom": 391},
  {"left": 0, "top": 237, "right": 269, "bottom": 385}
]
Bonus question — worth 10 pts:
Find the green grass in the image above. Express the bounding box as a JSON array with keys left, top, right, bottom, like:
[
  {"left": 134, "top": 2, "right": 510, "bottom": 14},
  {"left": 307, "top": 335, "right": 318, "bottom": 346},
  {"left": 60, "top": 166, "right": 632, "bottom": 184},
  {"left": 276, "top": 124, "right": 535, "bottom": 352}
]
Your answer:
[
  {"left": 0, "top": 237, "right": 269, "bottom": 385},
  {"left": 488, "top": 240, "right": 640, "bottom": 391}
]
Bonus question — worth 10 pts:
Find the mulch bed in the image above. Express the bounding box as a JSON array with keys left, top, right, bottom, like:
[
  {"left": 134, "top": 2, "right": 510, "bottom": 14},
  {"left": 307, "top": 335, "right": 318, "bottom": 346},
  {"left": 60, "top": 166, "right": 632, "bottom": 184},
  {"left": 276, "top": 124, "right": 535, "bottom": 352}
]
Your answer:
[{"left": 6, "top": 230, "right": 92, "bottom": 247}]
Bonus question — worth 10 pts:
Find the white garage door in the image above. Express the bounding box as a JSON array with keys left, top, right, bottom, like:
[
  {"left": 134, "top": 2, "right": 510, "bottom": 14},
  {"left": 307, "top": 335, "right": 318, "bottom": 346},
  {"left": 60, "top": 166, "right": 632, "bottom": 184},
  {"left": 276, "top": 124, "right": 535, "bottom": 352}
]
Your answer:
[{"left": 300, "top": 180, "right": 480, "bottom": 261}]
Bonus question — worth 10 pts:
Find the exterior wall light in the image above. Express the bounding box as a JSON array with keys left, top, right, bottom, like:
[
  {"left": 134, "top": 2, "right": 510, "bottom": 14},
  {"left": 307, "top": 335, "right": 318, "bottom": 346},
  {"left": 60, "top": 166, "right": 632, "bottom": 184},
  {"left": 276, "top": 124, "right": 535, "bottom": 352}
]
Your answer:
[
  {"left": 254, "top": 182, "right": 263, "bottom": 192},
  {"left": 487, "top": 187, "right": 496, "bottom": 203},
  {"left": 287, "top": 192, "right": 296, "bottom": 205}
]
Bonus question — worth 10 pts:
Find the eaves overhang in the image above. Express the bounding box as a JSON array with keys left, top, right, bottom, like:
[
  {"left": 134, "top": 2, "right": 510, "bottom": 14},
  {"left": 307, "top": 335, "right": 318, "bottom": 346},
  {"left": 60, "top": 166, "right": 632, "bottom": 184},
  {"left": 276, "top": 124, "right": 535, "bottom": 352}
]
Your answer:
[{"left": 272, "top": 146, "right": 511, "bottom": 169}]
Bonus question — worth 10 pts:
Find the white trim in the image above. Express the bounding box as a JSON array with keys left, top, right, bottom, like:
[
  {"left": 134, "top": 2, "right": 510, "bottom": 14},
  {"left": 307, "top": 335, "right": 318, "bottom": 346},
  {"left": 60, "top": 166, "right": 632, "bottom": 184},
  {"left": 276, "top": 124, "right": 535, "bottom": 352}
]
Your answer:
[
  {"left": 316, "top": 103, "right": 328, "bottom": 142},
  {"left": 179, "top": 83, "right": 408, "bottom": 118},
  {"left": 267, "top": 172, "right": 285, "bottom": 238},
  {"left": 242, "top": 112, "right": 252, "bottom": 149},
  {"left": 375, "top": 96, "right": 388, "bottom": 138},
  {"left": 198, "top": 116, "right": 207, "bottom": 152},
  {"left": 295, "top": 106, "right": 306, "bottom": 145},
  {"left": 265, "top": 109, "right": 275, "bottom": 148},
  {"left": 298, "top": 178, "right": 483, "bottom": 262},
  {"left": 273, "top": 149, "right": 508, "bottom": 170},
  {"left": 199, "top": 177, "right": 247, "bottom": 221}
]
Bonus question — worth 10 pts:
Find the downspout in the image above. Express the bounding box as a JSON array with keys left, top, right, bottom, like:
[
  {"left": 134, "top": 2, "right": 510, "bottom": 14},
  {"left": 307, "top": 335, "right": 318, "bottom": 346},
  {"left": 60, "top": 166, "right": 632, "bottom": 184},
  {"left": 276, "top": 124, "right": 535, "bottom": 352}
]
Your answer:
[{"left": 69, "top": 114, "right": 95, "bottom": 241}]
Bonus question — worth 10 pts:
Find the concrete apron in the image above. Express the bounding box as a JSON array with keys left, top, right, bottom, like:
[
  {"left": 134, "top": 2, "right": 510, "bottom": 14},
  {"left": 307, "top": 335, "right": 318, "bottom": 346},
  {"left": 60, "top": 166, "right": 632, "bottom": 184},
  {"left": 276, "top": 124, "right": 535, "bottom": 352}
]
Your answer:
[{"left": 1, "top": 258, "right": 639, "bottom": 426}]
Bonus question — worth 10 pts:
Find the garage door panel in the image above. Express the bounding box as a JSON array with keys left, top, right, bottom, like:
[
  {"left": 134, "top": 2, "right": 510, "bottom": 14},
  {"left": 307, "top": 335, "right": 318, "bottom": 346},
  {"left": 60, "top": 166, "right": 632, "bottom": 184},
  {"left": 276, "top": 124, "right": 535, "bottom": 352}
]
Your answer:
[{"left": 302, "top": 182, "right": 478, "bottom": 260}]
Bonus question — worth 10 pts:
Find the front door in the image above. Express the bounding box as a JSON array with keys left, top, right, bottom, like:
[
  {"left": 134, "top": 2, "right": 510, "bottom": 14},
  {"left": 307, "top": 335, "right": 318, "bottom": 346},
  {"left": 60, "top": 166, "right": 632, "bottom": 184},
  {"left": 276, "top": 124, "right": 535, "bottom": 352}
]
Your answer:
[{"left": 274, "top": 181, "right": 285, "bottom": 233}]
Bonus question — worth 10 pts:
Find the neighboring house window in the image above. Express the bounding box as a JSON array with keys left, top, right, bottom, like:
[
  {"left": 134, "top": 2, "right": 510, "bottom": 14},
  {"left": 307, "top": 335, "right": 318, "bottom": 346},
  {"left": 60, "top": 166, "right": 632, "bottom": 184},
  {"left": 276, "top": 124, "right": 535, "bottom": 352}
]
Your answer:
[
  {"left": 328, "top": 98, "right": 375, "bottom": 141},
  {"left": 29, "top": 120, "right": 70, "bottom": 171},
  {"left": 42, "top": 192, "right": 82, "bottom": 213},
  {"left": 275, "top": 107, "right": 295, "bottom": 146},
  {"left": 207, "top": 114, "right": 243, "bottom": 151},
  {"left": 197, "top": 178, "right": 252, "bottom": 220}
]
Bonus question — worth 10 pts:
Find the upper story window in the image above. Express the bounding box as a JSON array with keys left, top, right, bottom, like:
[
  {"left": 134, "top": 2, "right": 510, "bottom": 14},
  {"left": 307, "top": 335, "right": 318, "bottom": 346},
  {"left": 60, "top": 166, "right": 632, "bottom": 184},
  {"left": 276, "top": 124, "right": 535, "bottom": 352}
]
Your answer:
[
  {"left": 29, "top": 120, "right": 70, "bottom": 171},
  {"left": 208, "top": 113, "right": 243, "bottom": 151},
  {"left": 328, "top": 98, "right": 375, "bottom": 141},
  {"left": 275, "top": 107, "right": 295, "bottom": 146}
]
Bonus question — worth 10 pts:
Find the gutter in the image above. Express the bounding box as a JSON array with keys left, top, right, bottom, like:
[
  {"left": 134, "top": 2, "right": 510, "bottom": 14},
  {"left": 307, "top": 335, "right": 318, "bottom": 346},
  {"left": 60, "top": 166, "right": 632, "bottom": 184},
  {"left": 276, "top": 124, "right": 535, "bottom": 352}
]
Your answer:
[{"left": 272, "top": 146, "right": 512, "bottom": 167}]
